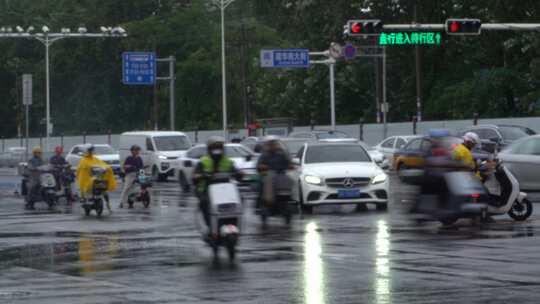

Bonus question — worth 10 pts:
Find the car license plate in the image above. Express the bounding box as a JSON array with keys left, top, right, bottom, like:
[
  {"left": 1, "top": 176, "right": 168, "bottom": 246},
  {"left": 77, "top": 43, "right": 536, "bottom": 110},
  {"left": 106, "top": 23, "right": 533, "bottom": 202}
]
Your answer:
[{"left": 337, "top": 189, "right": 361, "bottom": 199}]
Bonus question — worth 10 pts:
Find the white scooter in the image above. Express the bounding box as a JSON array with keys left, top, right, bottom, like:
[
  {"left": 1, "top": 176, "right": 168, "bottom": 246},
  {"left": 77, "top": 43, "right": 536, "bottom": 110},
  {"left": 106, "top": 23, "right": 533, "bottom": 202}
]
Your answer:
[
  {"left": 200, "top": 172, "right": 243, "bottom": 262},
  {"left": 481, "top": 161, "right": 533, "bottom": 221}
]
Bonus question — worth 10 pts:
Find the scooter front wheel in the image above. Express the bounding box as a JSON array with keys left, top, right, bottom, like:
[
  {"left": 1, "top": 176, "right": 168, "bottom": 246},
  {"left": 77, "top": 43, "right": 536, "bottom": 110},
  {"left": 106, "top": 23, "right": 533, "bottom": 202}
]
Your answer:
[{"left": 508, "top": 199, "right": 533, "bottom": 221}]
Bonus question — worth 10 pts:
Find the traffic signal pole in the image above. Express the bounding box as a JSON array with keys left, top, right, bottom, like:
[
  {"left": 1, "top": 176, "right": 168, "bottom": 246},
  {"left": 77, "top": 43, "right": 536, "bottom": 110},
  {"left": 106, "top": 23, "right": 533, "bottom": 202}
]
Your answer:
[
  {"left": 310, "top": 51, "right": 337, "bottom": 130},
  {"left": 382, "top": 23, "right": 540, "bottom": 31}
]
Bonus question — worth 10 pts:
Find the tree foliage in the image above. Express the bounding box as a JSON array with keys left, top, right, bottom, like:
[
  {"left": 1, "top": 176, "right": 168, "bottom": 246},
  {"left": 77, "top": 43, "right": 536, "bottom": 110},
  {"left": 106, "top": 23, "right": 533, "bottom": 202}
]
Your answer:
[{"left": 0, "top": 0, "right": 539, "bottom": 137}]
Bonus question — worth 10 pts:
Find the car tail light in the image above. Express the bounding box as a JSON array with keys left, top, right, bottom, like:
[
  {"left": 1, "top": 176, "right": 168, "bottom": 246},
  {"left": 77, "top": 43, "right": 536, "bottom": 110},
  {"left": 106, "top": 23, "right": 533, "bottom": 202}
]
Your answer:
[{"left": 467, "top": 193, "right": 480, "bottom": 203}]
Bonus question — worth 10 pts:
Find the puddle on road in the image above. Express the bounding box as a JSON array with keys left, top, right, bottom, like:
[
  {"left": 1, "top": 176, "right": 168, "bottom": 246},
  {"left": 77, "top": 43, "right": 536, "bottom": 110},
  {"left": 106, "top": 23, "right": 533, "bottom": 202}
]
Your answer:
[{"left": 0, "top": 233, "right": 204, "bottom": 277}]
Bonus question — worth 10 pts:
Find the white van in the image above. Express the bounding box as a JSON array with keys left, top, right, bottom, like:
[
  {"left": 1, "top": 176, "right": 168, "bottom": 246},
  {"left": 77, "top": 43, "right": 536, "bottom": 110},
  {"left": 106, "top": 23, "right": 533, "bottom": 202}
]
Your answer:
[{"left": 119, "top": 131, "right": 192, "bottom": 181}]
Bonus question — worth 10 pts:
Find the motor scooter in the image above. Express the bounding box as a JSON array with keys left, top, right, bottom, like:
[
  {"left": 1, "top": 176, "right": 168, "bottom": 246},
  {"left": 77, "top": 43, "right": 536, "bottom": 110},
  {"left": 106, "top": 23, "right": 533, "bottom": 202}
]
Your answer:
[
  {"left": 200, "top": 172, "right": 243, "bottom": 262},
  {"left": 82, "top": 166, "right": 109, "bottom": 216},
  {"left": 260, "top": 170, "right": 296, "bottom": 227},
  {"left": 414, "top": 170, "right": 489, "bottom": 225},
  {"left": 52, "top": 164, "right": 76, "bottom": 203},
  {"left": 127, "top": 170, "right": 152, "bottom": 208},
  {"left": 480, "top": 160, "right": 532, "bottom": 221},
  {"left": 22, "top": 164, "right": 58, "bottom": 210}
]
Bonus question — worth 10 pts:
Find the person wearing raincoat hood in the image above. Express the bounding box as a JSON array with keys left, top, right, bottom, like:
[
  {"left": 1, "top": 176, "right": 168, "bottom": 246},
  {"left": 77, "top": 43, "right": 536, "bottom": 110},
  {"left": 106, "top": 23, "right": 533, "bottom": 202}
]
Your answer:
[{"left": 76, "top": 144, "right": 117, "bottom": 212}]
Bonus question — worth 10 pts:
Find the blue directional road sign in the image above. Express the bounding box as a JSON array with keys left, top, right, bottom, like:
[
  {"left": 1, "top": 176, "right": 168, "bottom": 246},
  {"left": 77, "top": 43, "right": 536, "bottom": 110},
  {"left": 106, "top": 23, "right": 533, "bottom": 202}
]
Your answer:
[
  {"left": 260, "top": 49, "right": 310, "bottom": 68},
  {"left": 123, "top": 52, "right": 156, "bottom": 85}
]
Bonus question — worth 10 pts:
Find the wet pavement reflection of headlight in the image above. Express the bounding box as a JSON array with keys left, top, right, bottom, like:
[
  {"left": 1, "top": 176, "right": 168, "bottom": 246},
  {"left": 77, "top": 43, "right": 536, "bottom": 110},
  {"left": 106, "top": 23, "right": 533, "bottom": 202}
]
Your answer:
[
  {"left": 304, "top": 222, "right": 326, "bottom": 304},
  {"left": 375, "top": 220, "right": 392, "bottom": 303}
]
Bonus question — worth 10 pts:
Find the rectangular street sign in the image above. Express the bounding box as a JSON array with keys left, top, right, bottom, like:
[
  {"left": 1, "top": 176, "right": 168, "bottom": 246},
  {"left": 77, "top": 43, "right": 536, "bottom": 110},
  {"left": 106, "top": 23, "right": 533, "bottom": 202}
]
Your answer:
[
  {"left": 22, "top": 74, "right": 32, "bottom": 105},
  {"left": 260, "top": 49, "right": 310, "bottom": 68},
  {"left": 378, "top": 32, "right": 442, "bottom": 46},
  {"left": 122, "top": 52, "right": 156, "bottom": 85}
]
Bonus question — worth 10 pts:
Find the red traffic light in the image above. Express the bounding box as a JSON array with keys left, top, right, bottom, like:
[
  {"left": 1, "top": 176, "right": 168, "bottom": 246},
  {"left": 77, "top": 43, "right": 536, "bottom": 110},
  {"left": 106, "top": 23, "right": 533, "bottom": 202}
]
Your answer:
[
  {"left": 449, "top": 21, "right": 460, "bottom": 33},
  {"left": 351, "top": 22, "right": 362, "bottom": 34},
  {"left": 346, "top": 19, "right": 383, "bottom": 36},
  {"left": 445, "top": 18, "right": 482, "bottom": 35}
]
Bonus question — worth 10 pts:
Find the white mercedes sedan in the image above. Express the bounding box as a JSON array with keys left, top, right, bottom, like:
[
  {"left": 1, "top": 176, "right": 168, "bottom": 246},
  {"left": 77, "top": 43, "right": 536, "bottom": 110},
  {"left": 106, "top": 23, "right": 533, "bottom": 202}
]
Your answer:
[{"left": 293, "top": 143, "right": 389, "bottom": 213}]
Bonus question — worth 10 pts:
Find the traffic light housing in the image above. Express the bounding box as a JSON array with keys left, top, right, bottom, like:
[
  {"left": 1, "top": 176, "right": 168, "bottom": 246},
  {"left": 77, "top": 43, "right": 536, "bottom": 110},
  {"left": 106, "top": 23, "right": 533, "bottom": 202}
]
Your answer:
[
  {"left": 346, "top": 20, "right": 383, "bottom": 36},
  {"left": 445, "top": 18, "right": 482, "bottom": 35}
]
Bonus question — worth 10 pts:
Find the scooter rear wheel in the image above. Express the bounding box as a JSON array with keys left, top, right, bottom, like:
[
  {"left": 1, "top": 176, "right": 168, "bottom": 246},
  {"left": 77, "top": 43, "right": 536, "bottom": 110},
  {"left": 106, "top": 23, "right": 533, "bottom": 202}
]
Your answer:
[
  {"left": 96, "top": 199, "right": 104, "bottom": 216},
  {"left": 508, "top": 199, "right": 533, "bottom": 221},
  {"left": 227, "top": 244, "right": 236, "bottom": 262},
  {"left": 143, "top": 193, "right": 150, "bottom": 208},
  {"left": 83, "top": 206, "right": 91, "bottom": 216}
]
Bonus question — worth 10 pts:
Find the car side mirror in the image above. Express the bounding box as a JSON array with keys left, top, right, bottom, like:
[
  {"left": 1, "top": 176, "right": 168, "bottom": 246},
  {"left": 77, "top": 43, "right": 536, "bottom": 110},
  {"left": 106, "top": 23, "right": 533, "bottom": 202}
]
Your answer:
[
  {"left": 245, "top": 155, "right": 253, "bottom": 162},
  {"left": 184, "top": 160, "right": 192, "bottom": 168},
  {"left": 77, "top": 152, "right": 83, "bottom": 156},
  {"left": 292, "top": 158, "right": 300, "bottom": 166}
]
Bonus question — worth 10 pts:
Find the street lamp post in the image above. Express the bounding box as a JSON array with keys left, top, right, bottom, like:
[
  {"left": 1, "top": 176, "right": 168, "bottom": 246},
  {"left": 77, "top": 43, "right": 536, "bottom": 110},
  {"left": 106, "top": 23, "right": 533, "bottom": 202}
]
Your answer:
[
  {"left": 0, "top": 26, "right": 127, "bottom": 151},
  {"left": 212, "top": 0, "right": 236, "bottom": 138}
]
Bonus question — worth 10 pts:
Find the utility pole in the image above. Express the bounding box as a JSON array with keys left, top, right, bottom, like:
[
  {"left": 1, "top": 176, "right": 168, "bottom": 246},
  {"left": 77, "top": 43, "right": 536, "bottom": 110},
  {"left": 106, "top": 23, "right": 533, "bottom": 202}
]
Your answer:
[
  {"left": 310, "top": 50, "right": 337, "bottom": 130},
  {"left": 212, "top": 0, "right": 237, "bottom": 137},
  {"left": 157, "top": 56, "right": 176, "bottom": 130}
]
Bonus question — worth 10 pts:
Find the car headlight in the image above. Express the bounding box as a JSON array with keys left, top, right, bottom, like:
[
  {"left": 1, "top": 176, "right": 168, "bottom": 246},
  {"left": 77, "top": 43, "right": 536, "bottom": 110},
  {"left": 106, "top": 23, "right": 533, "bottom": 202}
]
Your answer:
[
  {"left": 304, "top": 175, "right": 322, "bottom": 185},
  {"left": 158, "top": 155, "right": 167, "bottom": 160},
  {"left": 371, "top": 173, "right": 387, "bottom": 184}
]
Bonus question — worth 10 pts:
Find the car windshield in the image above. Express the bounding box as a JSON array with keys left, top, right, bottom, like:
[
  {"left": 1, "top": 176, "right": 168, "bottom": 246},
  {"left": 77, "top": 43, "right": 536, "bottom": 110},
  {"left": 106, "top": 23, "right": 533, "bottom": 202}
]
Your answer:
[
  {"left": 305, "top": 145, "right": 371, "bottom": 164},
  {"left": 225, "top": 146, "right": 252, "bottom": 158},
  {"left": 153, "top": 136, "right": 191, "bottom": 151},
  {"left": 499, "top": 126, "right": 529, "bottom": 141},
  {"left": 282, "top": 140, "right": 306, "bottom": 155},
  {"left": 93, "top": 146, "right": 115, "bottom": 155},
  {"left": 316, "top": 131, "right": 350, "bottom": 139}
]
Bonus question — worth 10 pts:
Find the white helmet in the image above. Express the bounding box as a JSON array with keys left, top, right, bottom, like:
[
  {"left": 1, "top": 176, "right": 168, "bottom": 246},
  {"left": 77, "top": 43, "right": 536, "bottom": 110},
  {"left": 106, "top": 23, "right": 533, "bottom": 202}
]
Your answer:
[
  {"left": 463, "top": 132, "right": 480, "bottom": 145},
  {"left": 264, "top": 135, "right": 280, "bottom": 142},
  {"left": 207, "top": 136, "right": 225, "bottom": 146}
]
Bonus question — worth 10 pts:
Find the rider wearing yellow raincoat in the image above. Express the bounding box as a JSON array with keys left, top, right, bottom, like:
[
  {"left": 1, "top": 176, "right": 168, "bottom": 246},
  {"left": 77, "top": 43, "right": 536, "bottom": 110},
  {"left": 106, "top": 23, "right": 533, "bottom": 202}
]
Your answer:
[{"left": 76, "top": 144, "right": 116, "bottom": 210}]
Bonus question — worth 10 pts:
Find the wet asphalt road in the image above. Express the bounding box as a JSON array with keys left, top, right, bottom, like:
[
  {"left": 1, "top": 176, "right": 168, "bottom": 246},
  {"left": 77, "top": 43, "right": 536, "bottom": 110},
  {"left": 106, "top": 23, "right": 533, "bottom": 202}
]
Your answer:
[{"left": 1, "top": 169, "right": 540, "bottom": 303}]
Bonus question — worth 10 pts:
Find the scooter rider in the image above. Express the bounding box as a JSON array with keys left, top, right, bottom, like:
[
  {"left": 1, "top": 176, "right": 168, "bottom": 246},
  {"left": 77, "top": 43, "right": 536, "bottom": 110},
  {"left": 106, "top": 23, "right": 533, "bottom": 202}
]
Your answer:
[
  {"left": 49, "top": 146, "right": 69, "bottom": 191},
  {"left": 256, "top": 136, "right": 293, "bottom": 209},
  {"left": 49, "top": 146, "right": 67, "bottom": 166},
  {"left": 452, "top": 132, "right": 481, "bottom": 174},
  {"left": 119, "top": 145, "right": 144, "bottom": 208},
  {"left": 26, "top": 146, "right": 45, "bottom": 209},
  {"left": 76, "top": 144, "right": 115, "bottom": 212},
  {"left": 192, "top": 136, "right": 241, "bottom": 233}
]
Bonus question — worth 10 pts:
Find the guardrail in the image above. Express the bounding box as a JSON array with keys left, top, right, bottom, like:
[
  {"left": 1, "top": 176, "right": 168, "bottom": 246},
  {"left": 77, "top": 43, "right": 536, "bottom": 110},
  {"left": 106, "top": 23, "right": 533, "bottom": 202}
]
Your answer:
[{"left": 0, "top": 152, "right": 55, "bottom": 168}]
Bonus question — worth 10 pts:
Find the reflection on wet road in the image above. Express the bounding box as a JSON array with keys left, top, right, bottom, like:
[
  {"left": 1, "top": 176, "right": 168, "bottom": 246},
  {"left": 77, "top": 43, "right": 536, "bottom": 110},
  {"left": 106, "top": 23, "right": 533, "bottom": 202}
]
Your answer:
[
  {"left": 375, "top": 220, "right": 391, "bottom": 304},
  {"left": 304, "top": 222, "right": 325, "bottom": 304},
  {"left": 1, "top": 173, "right": 540, "bottom": 303}
]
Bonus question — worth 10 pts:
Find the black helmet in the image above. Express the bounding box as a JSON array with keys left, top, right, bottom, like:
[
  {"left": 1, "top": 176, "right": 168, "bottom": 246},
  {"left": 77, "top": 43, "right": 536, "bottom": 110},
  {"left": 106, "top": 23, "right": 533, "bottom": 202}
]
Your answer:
[{"left": 130, "top": 144, "right": 141, "bottom": 152}]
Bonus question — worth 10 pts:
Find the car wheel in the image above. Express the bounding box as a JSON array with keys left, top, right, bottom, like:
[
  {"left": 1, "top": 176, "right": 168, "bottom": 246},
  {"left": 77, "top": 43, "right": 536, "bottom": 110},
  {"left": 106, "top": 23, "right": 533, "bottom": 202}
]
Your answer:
[
  {"left": 397, "top": 163, "right": 407, "bottom": 181},
  {"left": 376, "top": 203, "right": 388, "bottom": 211},
  {"left": 355, "top": 204, "right": 368, "bottom": 212}
]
